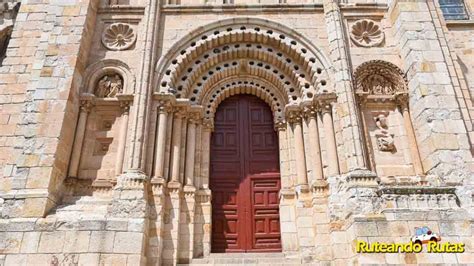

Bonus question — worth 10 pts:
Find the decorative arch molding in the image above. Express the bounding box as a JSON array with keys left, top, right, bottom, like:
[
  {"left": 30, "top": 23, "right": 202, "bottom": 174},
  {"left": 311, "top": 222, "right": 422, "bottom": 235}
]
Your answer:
[
  {"left": 200, "top": 76, "right": 288, "bottom": 124},
  {"left": 81, "top": 59, "right": 136, "bottom": 95},
  {"left": 154, "top": 17, "right": 334, "bottom": 103},
  {"left": 353, "top": 60, "right": 408, "bottom": 103},
  {"left": 190, "top": 60, "right": 308, "bottom": 105}
]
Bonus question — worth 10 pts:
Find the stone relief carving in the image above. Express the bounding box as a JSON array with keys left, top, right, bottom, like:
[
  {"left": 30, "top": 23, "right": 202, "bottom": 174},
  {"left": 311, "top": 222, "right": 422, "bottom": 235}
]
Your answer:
[
  {"left": 95, "top": 74, "right": 123, "bottom": 98},
  {"left": 354, "top": 60, "right": 408, "bottom": 99},
  {"left": 102, "top": 23, "right": 136, "bottom": 51},
  {"left": 350, "top": 19, "right": 384, "bottom": 47},
  {"left": 365, "top": 74, "right": 395, "bottom": 95},
  {"left": 373, "top": 114, "right": 395, "bottom": 152}
]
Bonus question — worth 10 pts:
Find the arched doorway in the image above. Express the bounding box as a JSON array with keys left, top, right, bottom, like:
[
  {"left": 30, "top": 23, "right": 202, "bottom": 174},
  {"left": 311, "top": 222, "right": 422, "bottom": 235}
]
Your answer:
[{"left": 210, "top": 94, "right": 282, "bottom": 253}]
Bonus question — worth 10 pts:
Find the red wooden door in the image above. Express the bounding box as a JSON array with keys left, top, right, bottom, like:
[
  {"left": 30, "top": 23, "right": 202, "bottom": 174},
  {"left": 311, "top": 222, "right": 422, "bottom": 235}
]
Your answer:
[{"left": 210, "top": 94, "right": 282, "bottom": 253}]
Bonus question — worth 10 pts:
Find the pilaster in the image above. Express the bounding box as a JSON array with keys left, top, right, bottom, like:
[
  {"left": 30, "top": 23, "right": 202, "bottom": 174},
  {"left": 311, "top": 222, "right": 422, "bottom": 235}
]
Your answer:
[{"left": 323, "top": 0, "right": 369, "bottom": 173}]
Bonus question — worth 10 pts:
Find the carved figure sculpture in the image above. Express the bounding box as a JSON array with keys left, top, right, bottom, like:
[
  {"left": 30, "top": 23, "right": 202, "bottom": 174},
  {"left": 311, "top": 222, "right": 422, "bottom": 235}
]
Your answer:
[
  {"left": 95, "top": 74, "right": 123, "bottom": 98},
  {"left": 374, "top": 114, "right": 395, "bottom": 152}
]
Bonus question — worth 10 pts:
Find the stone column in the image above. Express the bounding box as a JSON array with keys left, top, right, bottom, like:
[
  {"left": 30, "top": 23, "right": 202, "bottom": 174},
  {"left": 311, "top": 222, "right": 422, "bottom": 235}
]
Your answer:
[
  {"left": 321, "top": 102, "right": 340, "bottom": 176},
  {"left": 288, "top": 110, "right": 309, "bottom": 191},
  {"left": 185, "top": 118, "right": 197, "bottom": 187},
  {"left": 115, "top": 101, "right": 131, "bottom": 176},
  {"left": 153, "top": 103, "right": 170, "bottom": 181},
  {"left": 69, "top": 100, "right": 93, "bottom": 177},
  {"left": 200, "top": 121, "right": 212, "bottom": 189},
  {"left": 399, "top": 101, "right": 424, "bottom": 176},
  {"left": 304, "top": 106, "right": 324, "bottom": 182},
  {"left": 170, "top": 111, "right": 183, "bottom": 184},
  {"left": 276, "top": 121, "right": 291, "bottom": 189}
]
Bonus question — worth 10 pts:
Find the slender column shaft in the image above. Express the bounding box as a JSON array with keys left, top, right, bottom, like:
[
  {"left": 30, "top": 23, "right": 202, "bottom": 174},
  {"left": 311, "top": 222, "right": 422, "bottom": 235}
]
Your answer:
[
  {"left": 307, "top": 115, "right": 324, "bottom": 180},
  {"left": 277, "top": 122, "right": 290, "bottom": 188},
  {"left": 153, "top": 106, "right": 169, "bottom": 179},
  {"left": 69, "top": 103, "right": 91, "bottom": 177},
  {"left": 201, "top": 125, "right": 212, "bottom": 189},
  {"left": 293, "top": 118, "right": 308, "bottom": 186},
  {"left": 401, "top": 105, "right": 424, "bottom": 176},
  {"left": 163, "top": 113, "right": 174, "bottom": 181},
  {"left": 115, "top": 104, "right": 130, "bottom": 176},
  {"left": 170, "top": 113, "right": 183, "bottom": 182},
  {"left": 185, "top": 121, "right": 196, "bottom": 186},
  {"left": 322, "top": 106, "right": 340, "bottom": 176}
]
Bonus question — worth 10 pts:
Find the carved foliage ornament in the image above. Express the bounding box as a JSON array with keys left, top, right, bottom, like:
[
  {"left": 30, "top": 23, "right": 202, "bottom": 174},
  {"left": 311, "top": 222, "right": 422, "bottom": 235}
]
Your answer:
[
  {"left": 95, "top": 74, "right": 123, "bottom": 98},
  {"left": 350, "top": 19, "right": 384, "bottom": 47},
  {"left": 102, "top": 23, "right": 136, "bottom": 51}
]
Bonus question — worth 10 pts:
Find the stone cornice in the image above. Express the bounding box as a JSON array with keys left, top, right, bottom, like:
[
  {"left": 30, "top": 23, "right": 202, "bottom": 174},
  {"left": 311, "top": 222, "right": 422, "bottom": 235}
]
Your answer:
[{"left": 161, "top": 4, "right": 324, "bottom": 14}]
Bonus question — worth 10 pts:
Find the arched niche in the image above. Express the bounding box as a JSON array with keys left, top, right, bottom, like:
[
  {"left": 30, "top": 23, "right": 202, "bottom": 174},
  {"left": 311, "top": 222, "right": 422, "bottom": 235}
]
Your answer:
[
  {"left": 81, "top": 59, "right": 136, "bottom": 95},
  {"left": 67, "top": 60, "right": 135, "bottom": 194},
  {"left": 354, "top": 60, "right": 424, "bottom": 182}
]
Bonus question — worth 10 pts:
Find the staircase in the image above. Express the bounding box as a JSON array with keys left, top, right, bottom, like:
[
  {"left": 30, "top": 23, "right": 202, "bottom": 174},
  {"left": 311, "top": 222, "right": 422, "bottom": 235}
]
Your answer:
[{"left": 180, "top": 253, "right": 303, "bottom": 265}]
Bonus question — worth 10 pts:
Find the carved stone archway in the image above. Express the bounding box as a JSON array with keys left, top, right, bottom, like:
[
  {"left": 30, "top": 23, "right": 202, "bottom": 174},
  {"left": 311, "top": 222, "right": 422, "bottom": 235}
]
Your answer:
[{"left": 150, "top": 18, "right": 339, "bottom": 264}]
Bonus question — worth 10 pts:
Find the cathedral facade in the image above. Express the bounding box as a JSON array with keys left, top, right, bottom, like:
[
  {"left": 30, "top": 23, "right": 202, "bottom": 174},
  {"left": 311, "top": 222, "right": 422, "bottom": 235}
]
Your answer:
[{"left": 0, "top": 0, "right": 473, "bottom": 265}]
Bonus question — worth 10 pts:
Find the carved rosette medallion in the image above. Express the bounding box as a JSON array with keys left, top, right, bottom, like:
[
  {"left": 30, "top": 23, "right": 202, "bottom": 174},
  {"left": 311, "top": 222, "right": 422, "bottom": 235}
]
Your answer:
[
  {"left": 102, "top": 23, "right": 137, "bottom": 51},
  {"left": 350, "top": 19, "right": 384, "bottom": 47}
]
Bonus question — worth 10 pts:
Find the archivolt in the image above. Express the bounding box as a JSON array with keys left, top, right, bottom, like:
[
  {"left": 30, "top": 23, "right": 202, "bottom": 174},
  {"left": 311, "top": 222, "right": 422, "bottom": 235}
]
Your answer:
[
  {"left": 200, "top": 76, "right": 288, "bottom": 122},
  {"left": 155, "top": 18, "right": 333, "bottom": 104}
]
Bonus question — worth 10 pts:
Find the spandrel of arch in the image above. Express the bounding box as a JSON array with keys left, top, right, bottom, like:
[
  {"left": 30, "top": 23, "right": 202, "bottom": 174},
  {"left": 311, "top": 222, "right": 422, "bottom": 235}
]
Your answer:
[
  {"left": 154, "top": 17, "right": 334, "bottom": 119},
  {"left": 353, "top": 60, "right": 408, "bottom": 102}
]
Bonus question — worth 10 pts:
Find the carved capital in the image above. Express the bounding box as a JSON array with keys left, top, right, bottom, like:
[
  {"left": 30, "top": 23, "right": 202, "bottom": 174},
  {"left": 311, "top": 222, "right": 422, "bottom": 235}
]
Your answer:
[
  {"left": 395, "top": 92, "right": 409, "bottom": 110},
  {"left": 158, "top": 101, "right": 173, "bottom": 114},
  {"left": 285, "top": 105, "right": 303, "bottom": 125},
  {"left": 274, "top": 120, "right": 287, "bottom": 131},
  {"left": 302, "top": 104, "right": 318, "bottom": 120},
  {"left": 203, "top": 118, "right": 214, "bottom": 130},
  {"left": 316, "top": 92, "right": 337, "bottom": 114},
  {"left": 80, "top": 100, "right": 94, "bottom": 113}
]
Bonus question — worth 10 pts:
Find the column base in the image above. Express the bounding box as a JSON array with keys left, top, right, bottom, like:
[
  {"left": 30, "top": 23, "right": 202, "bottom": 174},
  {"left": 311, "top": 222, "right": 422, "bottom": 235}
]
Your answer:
[
  {"left": 311, "top": 180, "right": 329, "bottom": 197},
  {"left": 345, "top": 168, "right": 379, "bottom": 188},
  {"left": 108, "top": 171, "right": 148, "bottom": 218}
]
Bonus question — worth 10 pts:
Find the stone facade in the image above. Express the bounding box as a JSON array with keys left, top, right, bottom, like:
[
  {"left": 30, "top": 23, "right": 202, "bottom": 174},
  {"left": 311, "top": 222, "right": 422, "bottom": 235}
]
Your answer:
[{"left": 0, "top": 0, "right": 473, "bottom": 265}]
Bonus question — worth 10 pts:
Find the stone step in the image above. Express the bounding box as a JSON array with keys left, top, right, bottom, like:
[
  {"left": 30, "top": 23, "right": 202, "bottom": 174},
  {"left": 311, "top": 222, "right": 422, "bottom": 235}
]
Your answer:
[
  {"left": 48, "top": 196, "right": 111, "bottom": 219},
  {"left": 180, "top": 253, "right": 303, "bottom": 265}
]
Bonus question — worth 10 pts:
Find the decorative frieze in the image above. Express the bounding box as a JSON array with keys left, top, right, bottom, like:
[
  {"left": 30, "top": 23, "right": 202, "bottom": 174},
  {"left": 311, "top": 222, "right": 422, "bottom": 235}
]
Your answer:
[{"left": 377, "top": 187, "right": 460, "bottom": 210}]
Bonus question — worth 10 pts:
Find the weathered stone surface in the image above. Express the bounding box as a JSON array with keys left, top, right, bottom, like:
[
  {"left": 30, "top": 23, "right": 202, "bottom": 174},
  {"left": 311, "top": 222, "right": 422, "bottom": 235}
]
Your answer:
[{"left": 0, "top": 0, "right": 472, "bottom": 265}]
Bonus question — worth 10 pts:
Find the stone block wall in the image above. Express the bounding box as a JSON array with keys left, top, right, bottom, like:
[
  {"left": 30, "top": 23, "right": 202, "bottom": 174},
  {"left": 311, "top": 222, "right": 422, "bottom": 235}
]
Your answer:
[
  {"left": 0, "top": 0, "right": 473, "bottom": 265},
  {"left": 0, "top": 0, "right": 99, "bottom": 217},
  {"left": 0, "top": 217, "right": 147, "bottom": 265}
]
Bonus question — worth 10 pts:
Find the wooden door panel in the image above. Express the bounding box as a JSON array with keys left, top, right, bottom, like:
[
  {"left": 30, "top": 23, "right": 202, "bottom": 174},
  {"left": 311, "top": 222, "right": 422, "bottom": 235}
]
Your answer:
[
  {"left": 211, "top": 94, "right": 281, "bottom": 253},
  {"left": 250, "top": 177, "right": 281, "bottom": 250}
]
